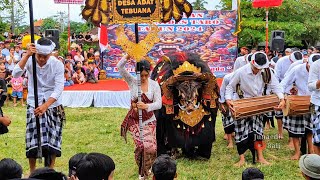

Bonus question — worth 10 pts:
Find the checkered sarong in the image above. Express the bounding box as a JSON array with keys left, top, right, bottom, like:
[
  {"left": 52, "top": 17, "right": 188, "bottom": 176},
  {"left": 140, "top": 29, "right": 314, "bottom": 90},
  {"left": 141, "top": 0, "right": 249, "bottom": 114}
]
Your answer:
[
  {"left": 283, "top": 114, "right": 312, "bottom": 136},
  {"left": 234, "top": 115, "right": 264, "bottom": 143},
  {"left": 26, "top": 105, "right": 65, "bottom": 158},
  {"left": 312, "top": 105, "right": 320, "bottom": 145},
  {"left": 274, "top": 110, "right": 283, "bottom": 119},
  {"left": 222, "top": 112, "right": 234, "bottom": 128}
]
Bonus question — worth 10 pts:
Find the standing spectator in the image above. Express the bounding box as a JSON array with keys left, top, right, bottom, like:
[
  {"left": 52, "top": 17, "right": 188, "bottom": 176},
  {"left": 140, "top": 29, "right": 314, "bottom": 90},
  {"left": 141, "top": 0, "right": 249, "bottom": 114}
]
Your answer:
[
  {"left": 239, "top": 46, "right": 249, "bottom": 56},
  {"left": 152, "top": 155, "right": 177, "bottom": 180},
  {"left": 14, "top": 45, "right": 22, "bottom": 61},
  {"left": 86, "top": 61, "right": 98, "bottom": 83},
  {"left": 1, "top": 40, "right": 10, "bottom": 57},
  {"left": 88, "top": 47, "right": 95, "bottom": 54},
  {"left": 73, "top": 67, "right": 86, "bottom": 84},
  {"left": 74, "top": 50, "right": 84, "bottom": 65},
  {"left": 6, "top": 47, "right": 19, "bottom": 72},
  {"left": 70, "top": 43, "right": 78, "bottom": 58},
  {"left": 10, "top": 76, "right": 24, "bottom": 107},
  {"left": 0, "top": 62, "right": 11, "bottom": 84}
]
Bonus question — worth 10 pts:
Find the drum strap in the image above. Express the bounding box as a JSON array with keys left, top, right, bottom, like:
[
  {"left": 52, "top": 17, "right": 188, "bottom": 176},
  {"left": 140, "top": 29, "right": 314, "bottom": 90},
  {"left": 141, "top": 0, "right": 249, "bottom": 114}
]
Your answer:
[{"left": 261, "top": 68, "right": 271, "bottom": 95}]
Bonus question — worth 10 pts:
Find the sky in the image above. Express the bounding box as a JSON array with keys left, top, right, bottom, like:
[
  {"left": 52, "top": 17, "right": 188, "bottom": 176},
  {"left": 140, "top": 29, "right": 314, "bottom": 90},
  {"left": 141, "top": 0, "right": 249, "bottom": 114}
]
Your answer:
[{"left": 24, "top": 0, "right": 221, "bottom": 23}]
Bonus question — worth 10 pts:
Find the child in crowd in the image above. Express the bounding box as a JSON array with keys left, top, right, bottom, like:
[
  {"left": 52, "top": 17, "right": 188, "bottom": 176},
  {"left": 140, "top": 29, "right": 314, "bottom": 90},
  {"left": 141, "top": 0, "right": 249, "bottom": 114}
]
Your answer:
[
  {"left": 93, "top": 63, "right": 99, "bottom": 80},
  {"left": 86, "top": 61, "right": 98, "bottom": 83},
  {"left": 152, "top": 154, "right": 177, "bottom": 180},
  {"left": 64, "top": 69, "right": 74, "bottom": 87},
  {"left": 10, "top": 76, "right": 24, "bottom": 107},
  {"left": 73, "top": 67, "right": 86, "bottom": 84}
]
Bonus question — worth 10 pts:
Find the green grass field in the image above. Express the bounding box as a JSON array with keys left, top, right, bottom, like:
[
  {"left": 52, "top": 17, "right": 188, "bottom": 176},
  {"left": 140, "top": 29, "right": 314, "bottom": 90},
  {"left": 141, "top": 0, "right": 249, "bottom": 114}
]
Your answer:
[{"left": 0, "top": 103, "right": 304, "bottom": 179}]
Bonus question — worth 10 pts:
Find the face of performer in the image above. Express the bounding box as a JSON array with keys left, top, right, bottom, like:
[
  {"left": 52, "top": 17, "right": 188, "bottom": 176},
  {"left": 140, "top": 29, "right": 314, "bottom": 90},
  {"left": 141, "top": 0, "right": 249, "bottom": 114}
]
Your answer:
[
  {"left": 36, "top": 53, "right": 51, "bottom": 66},
  {"left": 251, "top": 64, "right": 261, "bottom": 75},
  {"left": 140, "top": 70, "right": 149, "bottom": 84}
]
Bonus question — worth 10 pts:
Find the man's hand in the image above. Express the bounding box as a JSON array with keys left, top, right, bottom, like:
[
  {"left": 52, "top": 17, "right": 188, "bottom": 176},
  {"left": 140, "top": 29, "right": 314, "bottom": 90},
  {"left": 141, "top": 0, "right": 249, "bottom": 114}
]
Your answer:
[
  {"left": 0, "top": 116, "right": 11, "bottom": 126},
  {"left": 26, "top": 43, "right": 36, "bottom": 56},
  {"left": 34, "top": 103, "right": 49, "bottom": 117},
  {"left": 276, "top": 99, "right": 286, "bottom": 110},
  {"left": 137, "top": 102, "right": 149, "bottom": 110},
  {"left": 226, "top": 100, "right": 235, "bottom": 113}
]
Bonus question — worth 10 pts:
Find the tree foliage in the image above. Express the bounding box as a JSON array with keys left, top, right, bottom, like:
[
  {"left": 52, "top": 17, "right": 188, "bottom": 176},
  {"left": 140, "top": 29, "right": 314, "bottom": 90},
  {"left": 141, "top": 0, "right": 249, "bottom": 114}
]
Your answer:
[
  {"left": 40, "top": 18, "right": 60, "bottom": 32},
  {"left": 191, "top": 0, "right": 208, "bottom": 10},
  {"left": 219, "top": 0, "right": 320, "bottom": 47}
]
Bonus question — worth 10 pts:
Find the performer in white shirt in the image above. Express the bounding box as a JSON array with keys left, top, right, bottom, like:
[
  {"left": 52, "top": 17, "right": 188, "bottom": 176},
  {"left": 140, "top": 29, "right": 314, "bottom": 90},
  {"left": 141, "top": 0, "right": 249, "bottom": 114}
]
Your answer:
[
  {"left": 275, "top": 51, "right": 303, "bottom": 143},
  {"left": 280, "top": 54, "right": 320, "bottom": 159},
  {"left": 219, "top": 72, "right": 238, "bottom": 148},
  {"left": 226, "top": 52, "right": 285, "bottom": 166},
  {"left": 12, "top": 38, "right": 65, "bottom": 173},
  {"left": 308, "top": 54, "right": 320, "bottom": 155}
]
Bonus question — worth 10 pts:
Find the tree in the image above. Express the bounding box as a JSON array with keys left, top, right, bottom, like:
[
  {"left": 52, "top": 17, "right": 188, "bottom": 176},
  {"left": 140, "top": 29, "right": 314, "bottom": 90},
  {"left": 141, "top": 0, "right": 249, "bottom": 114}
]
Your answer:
[
  {"left": 191, "top": 0, "right": 208, "bottom": 10},
  {"left": 40, "top": 18, "right": 59, "bottom": 32},
  {"left": 219, "top": 0, "right": 320, "bottom": 47},
  {"left": 0, "top": 0, "right": 26, "bottom": 33}
]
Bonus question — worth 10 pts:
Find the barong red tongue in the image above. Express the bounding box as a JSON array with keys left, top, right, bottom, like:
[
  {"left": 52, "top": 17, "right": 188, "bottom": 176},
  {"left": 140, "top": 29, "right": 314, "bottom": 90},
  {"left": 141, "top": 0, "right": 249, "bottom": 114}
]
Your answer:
[{"left": 35, "top": 40, "right": 56, "bottom": 55}]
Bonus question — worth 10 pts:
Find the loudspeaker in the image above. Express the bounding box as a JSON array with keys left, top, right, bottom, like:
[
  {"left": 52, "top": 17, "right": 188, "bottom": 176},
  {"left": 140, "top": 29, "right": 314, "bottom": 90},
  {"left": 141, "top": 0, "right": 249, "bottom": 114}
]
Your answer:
[
  {"left": 45, "top": 29, "right": 60, "bottom": 50},
  {"left": 271, "top": 30, "right": 285, "bottom": 52}
]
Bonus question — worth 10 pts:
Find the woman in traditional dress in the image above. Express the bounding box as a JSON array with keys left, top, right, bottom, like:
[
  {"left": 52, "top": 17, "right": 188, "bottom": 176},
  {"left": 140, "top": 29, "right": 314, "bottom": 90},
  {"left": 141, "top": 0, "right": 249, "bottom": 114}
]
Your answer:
[{"left": 117, "top": 54, "right": 162, "bottom": 180}]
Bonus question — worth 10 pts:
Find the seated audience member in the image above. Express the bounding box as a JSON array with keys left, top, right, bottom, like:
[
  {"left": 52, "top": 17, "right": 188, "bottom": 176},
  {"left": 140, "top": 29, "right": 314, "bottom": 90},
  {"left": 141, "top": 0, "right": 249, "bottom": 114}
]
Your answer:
[
  {"left": 73, "top": 67, "right": 86, "bottom": 85},
  {"left": 64, "top": 69, "right": 74, "bottom": 87},
  {"left": 152, "top": 154, "right": 177, "bottom": 180},
  {"left": 29, "top": 167, "right": 67, "bottom": 180},
  {"left": 242, "top": 167, "right": 264, "bottom": 180},
  {"left": 76, "top": 153, "right": 115, "bottom": 180},
  {"left": 299, "top": 154, "right": 320, "bottom": 180},
  {"left": 0, "top": 158, "right": 23, "bottom": 179},
  {"left": 68, "top": 153, "right": 87, "bottom": 180},
  {"left": 86, "top": 61, "right": 98, "bottom": 84}
]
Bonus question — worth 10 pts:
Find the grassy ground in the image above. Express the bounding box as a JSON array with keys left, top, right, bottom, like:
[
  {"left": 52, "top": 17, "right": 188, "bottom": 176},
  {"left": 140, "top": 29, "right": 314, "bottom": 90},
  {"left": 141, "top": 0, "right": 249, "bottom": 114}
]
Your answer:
[{"left": 0, "top": 103, "right": 304, "bottom": 180}]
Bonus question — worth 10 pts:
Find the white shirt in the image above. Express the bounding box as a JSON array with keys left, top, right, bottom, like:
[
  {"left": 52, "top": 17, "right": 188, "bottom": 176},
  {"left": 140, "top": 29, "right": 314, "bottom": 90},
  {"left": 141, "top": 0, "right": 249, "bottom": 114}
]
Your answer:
[
  {"left": 219, "top": 72, "right": 238, "bottom": 103},
  {"left": 274, "top": 55, "right": 293, "bottom": 81},
  {"left": 233, "top": 56, "right": 247, "bottom": 71},
  {"left": 12, "top": 56, "right": 65, "bottom": 108},
  {"left": 308, "top": 60, "right": 320, "bottom": 106},
  {"left": 280, "top": 63, "right": 310, "bottom": 96},
  {"left": 6, "top": 54, "right": 19, "bottom": 71},
  {"left": 284, "top": 60, "right": 304, "bottom": 77},
  {"left": 226, "top": 64, "right": 284, "bottom": 100},
  {"left": 117, "top": 57, "right": 162, "bottom": 112}
]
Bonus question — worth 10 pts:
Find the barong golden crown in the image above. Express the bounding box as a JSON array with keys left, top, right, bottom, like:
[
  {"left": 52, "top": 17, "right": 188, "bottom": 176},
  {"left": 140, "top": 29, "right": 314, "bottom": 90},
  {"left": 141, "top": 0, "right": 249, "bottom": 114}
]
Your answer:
[
  {"left": 173, "top": 61, "right": 201, "bottom": 75},
  {"left": 115, "top": 23, "right": 160, "bottom": 62}
]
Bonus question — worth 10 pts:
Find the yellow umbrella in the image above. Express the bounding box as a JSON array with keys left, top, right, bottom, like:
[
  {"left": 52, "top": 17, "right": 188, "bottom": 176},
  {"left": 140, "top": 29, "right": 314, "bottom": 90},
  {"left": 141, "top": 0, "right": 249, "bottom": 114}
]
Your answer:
[{"left": 21, "top": 34, "right": 41, "bottom": 49}]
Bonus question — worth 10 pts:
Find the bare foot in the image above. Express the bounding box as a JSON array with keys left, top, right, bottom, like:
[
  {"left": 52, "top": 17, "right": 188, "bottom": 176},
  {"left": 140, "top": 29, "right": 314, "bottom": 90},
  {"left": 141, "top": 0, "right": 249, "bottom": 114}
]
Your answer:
[
  {"left": 22, "top": 104, "right": 25, "bottom": 107},
  {"left": 227, "top": 143, "right": 234, "bottom": 148},
  {"left": 278, "top": 134, "right": 283, "bottom": 139},
  {"left": 234, "top": 159, "right": 245, "bottom": 167},
  {"left": 290, "top": 153, "right": 300, "bottom": 160},
  {"left": 13, "top": 103, "right": 17, "bottom": 107},
  {"left": 288, "top": 142, "right": 294, "bottom": 150},
  {"left": 257, "top": 158, "right": 271, "bottom": 165}
]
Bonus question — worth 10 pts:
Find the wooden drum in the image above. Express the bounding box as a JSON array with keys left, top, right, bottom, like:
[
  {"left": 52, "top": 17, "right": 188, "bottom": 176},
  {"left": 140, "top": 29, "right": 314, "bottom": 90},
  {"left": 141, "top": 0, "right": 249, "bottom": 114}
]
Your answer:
[
  {"left": 283, "top": 95, "right": 310, "bottom": 116},
  {"left": 232, "top": 95, "right": 279, "bottom": 120}
]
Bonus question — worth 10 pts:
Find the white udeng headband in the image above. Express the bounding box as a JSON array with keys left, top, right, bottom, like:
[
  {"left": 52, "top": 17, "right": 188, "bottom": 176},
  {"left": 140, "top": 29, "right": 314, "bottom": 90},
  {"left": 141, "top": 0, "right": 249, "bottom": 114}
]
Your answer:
[
  {"left": 308, "top": 53, "right": 320, "bottom": 65},
  {"left": 246, "top": 53, "right": 253, "bottom": 62},
  {"left": 35, "top": 40, "right": 56, "bottom": 55},
  {"left": 251, "top": 52, "right": 269, "bottom": 69},
  {"left": 289, "top": 51, "right": 303, "bottom": 62}
]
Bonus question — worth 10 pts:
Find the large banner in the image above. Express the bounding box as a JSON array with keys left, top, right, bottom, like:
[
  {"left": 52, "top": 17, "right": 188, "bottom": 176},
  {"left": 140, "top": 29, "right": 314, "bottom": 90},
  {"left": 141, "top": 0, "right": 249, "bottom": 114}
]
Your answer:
[{"left": 103, "top": 10, "right": 237, "bottom": 78}]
